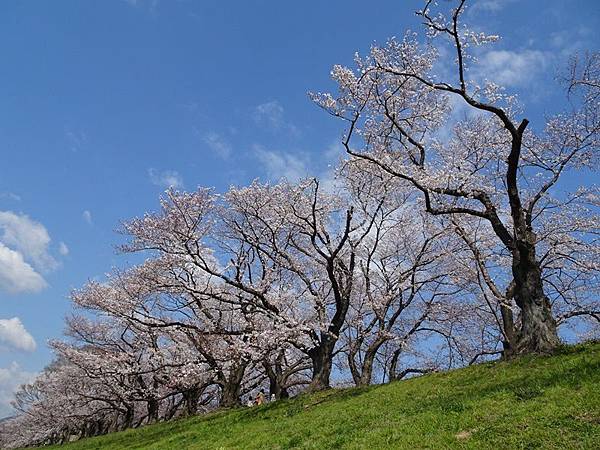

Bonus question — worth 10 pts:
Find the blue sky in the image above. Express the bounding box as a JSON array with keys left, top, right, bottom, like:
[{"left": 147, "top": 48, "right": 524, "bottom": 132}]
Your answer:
[{"left": 0, "top": 0, "right": 598, "bottom": 417}]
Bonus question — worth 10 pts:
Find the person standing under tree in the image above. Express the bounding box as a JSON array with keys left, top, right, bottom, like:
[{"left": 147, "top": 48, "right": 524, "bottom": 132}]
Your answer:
[{"left": 255, "top": 390, "right": 266, "bottom": 406}]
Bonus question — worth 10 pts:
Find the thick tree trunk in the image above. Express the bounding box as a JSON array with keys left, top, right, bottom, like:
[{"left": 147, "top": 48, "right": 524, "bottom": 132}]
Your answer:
[
  {"left": 512, "top": 241, "right": 560, "bottom": 354},
  {"left": 219, "top": 362, "right": 246, "bottom": 408},
  {"left": 357, "top": 349, "right": 377, "bottom": 386},
  {"left": 146, "top": 398, "right": 159, "bottom": 424},
  {"left": 220, "top": 383, "right": 240, "bottom": 408},
  {"left": 183, "top": 387, "right": 201, "bottom": 416},
  {"left": 121, "top": 405, "right": 134, "bottom": 430},
  {"left": 307, "top": 338, "right": 335, "bottom": 392},
  {"left": 516, "top": 290, "right": 559, "bottom": 354},
  {"left": 264, "top": 359, "right": 289, "bottom": 400},
  {"left": 268, "top": 375, "right": 289, "bottom": 400}
]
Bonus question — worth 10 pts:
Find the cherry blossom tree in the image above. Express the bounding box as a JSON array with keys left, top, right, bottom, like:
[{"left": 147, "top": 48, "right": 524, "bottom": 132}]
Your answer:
[
  {"left": 117, "top": 181, "right": 367, "bottom": 392},
  {"left": 3, "top": 358, "right": 128, "bottom": 447},
  {"left": 70, "top": 263, "right": 255, "bottom": 409},
  {"left": 52, "top": 316, "right": 205, "bottom": 425},
  {"left": 312, "top": 0, "right": 600, "bottom": 354}
]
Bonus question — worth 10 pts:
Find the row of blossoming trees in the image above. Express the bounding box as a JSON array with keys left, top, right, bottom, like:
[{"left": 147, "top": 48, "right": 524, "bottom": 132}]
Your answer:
[{"left": 3, "top": 1, "right": 599, "bottom": 447}]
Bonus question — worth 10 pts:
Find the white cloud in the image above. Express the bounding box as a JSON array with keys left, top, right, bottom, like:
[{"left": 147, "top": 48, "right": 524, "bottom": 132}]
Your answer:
[
  {"left": 253, "top": 145, "right": 310, "bottom": 182},
  {"left": 0, "top": 318, "right": 36, "bottom": 352},
  {"left": 0, "top": 211, "right": 64, "bottom": 294},
  {"left": 82, "top": 210, "right": 93, "bottom": 225},
  {"left": 58, "top": 242, "right": 69, "bottom": 256},
  {"left": 253, "top": 100, "right": 299, "bottom": 135},
  {"left": 0, "top": 211, "right": 58, "bottom": 272},
  {"left": 0, "top": 244, "right": 47, "bottom": 294},
  {"left": 476, "top": 49, "right": 550, "bottom": 87},
  {"left": 148, "top": 169, "right": 184, "bottom": 189},
  {"left": 0, "top": 362, "right": 36, "bottom": 418},
  {"left": 203, "top": 132, "right": 232, "bottom": 159}
]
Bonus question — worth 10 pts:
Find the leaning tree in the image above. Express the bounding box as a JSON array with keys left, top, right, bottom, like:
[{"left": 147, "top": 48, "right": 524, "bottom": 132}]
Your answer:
[{"left": 312, "top": 0, "right": 599, "bottom": 354}]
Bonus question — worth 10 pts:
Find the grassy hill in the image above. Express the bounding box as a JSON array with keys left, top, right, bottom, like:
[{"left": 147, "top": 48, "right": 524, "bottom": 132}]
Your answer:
[{"left": 45, "top": 342, "right": 600, "bottom": 449}]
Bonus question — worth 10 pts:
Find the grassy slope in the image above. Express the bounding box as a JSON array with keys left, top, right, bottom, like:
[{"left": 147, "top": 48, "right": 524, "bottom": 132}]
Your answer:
[{"left": 47, "top": 342, "right": 600, "bottom": 449}]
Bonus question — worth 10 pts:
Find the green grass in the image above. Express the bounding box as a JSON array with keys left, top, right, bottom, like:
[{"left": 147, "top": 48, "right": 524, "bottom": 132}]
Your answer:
[{"left": 46, "top": 342, "right": 600, "bottom": 449}]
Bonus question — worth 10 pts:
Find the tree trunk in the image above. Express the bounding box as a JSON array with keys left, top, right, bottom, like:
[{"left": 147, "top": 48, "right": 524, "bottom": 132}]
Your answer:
[
  {"left": 307, "top": 338, "right": 335, "bottom": 392},
  {"left": 388, "top": 348, "right": 401, "bottom": 382},
  {"left": 512, "top": 240, "right": 560, "bottom": 354},
  {"left": 264, "top": 359, "right": 289, "bottom": 400},
  {"left": 219, "top": 362, "right": 246, "bottom": 408},
  {"left": 516, "top": 290, "right": 559, "bottom": 354},
  {"left": 220, "top": 381, "right": 241, "bottom": 408},
  {"left": 268, "top": 375, "right": 289, "bottom": 400},
  {"left": 146, "top": 398, "right": 159, "bottom": 424},
  {"left": 349, "top": 344, "right": 380, "bottom": 387},
  {"left": 357, "top": 349, "right": 377, "bottom": 386},
  {"left": 504, "top": 121, "right": 560, "bottom": 355},
  {"left": 122, "top": 405, "right": 134, "bottom": 430},
  {"left": 347, "top": 346, "right": 361, "bottom": 386},
  {"left": 183, "top": 387, "right": 201, "bottom": 416}
]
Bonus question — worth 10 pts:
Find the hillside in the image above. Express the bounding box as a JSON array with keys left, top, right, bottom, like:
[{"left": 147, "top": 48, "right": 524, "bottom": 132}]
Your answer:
[{"left": 45, "top": 342, "right": 600, "bottom": 449}]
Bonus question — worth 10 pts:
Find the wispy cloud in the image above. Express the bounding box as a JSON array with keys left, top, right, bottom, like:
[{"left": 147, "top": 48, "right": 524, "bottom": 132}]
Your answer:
[
  {"left": 468, "top": 0, "right": 518, "bottom": 14},
  {"left": 203, "top": 132, "right": 232, "bottom": 159},
  {"left": 58, "top": 242, "right": 69, "bottom": 256},
  {"left": 253, "top": 145, "right": 310, "bottom": 182},
  {"left": 82, "top": 210, "right": 93, "bottom": 225},
  {"left": 122, "top": 0, "right": 160, "bottom": 14},
  {"left": 319, "top": 140, "right": 344, "bottom": 193},
  {"left": 0, "top": 318, "right": 36, "bottom": 352},
  {"left": 475, "top": 49, "right": 550, "bottom": 87},
  {"left": 65, "top": 127, "right": 87, "bottom": 153},
  {"left": 253, "top": 100, "right": 300, "bottom": 136},
  {"left": 254, "top": 101, "right": 284, "bottom": 128},
  {"left": 148, "top": 169, "right": 184, "bottom": 189},
  {"left": 548, "top": 26, "right": 594, "bottom": 57},
  {"left": 0, "top": 193, "right": 21, "bottom": 202},
  {"left": 253, "top": 139, "right": 342, "bottom": 190},
  {"left": 180, "top": 101, "right": 201, "bottom": 113}
]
